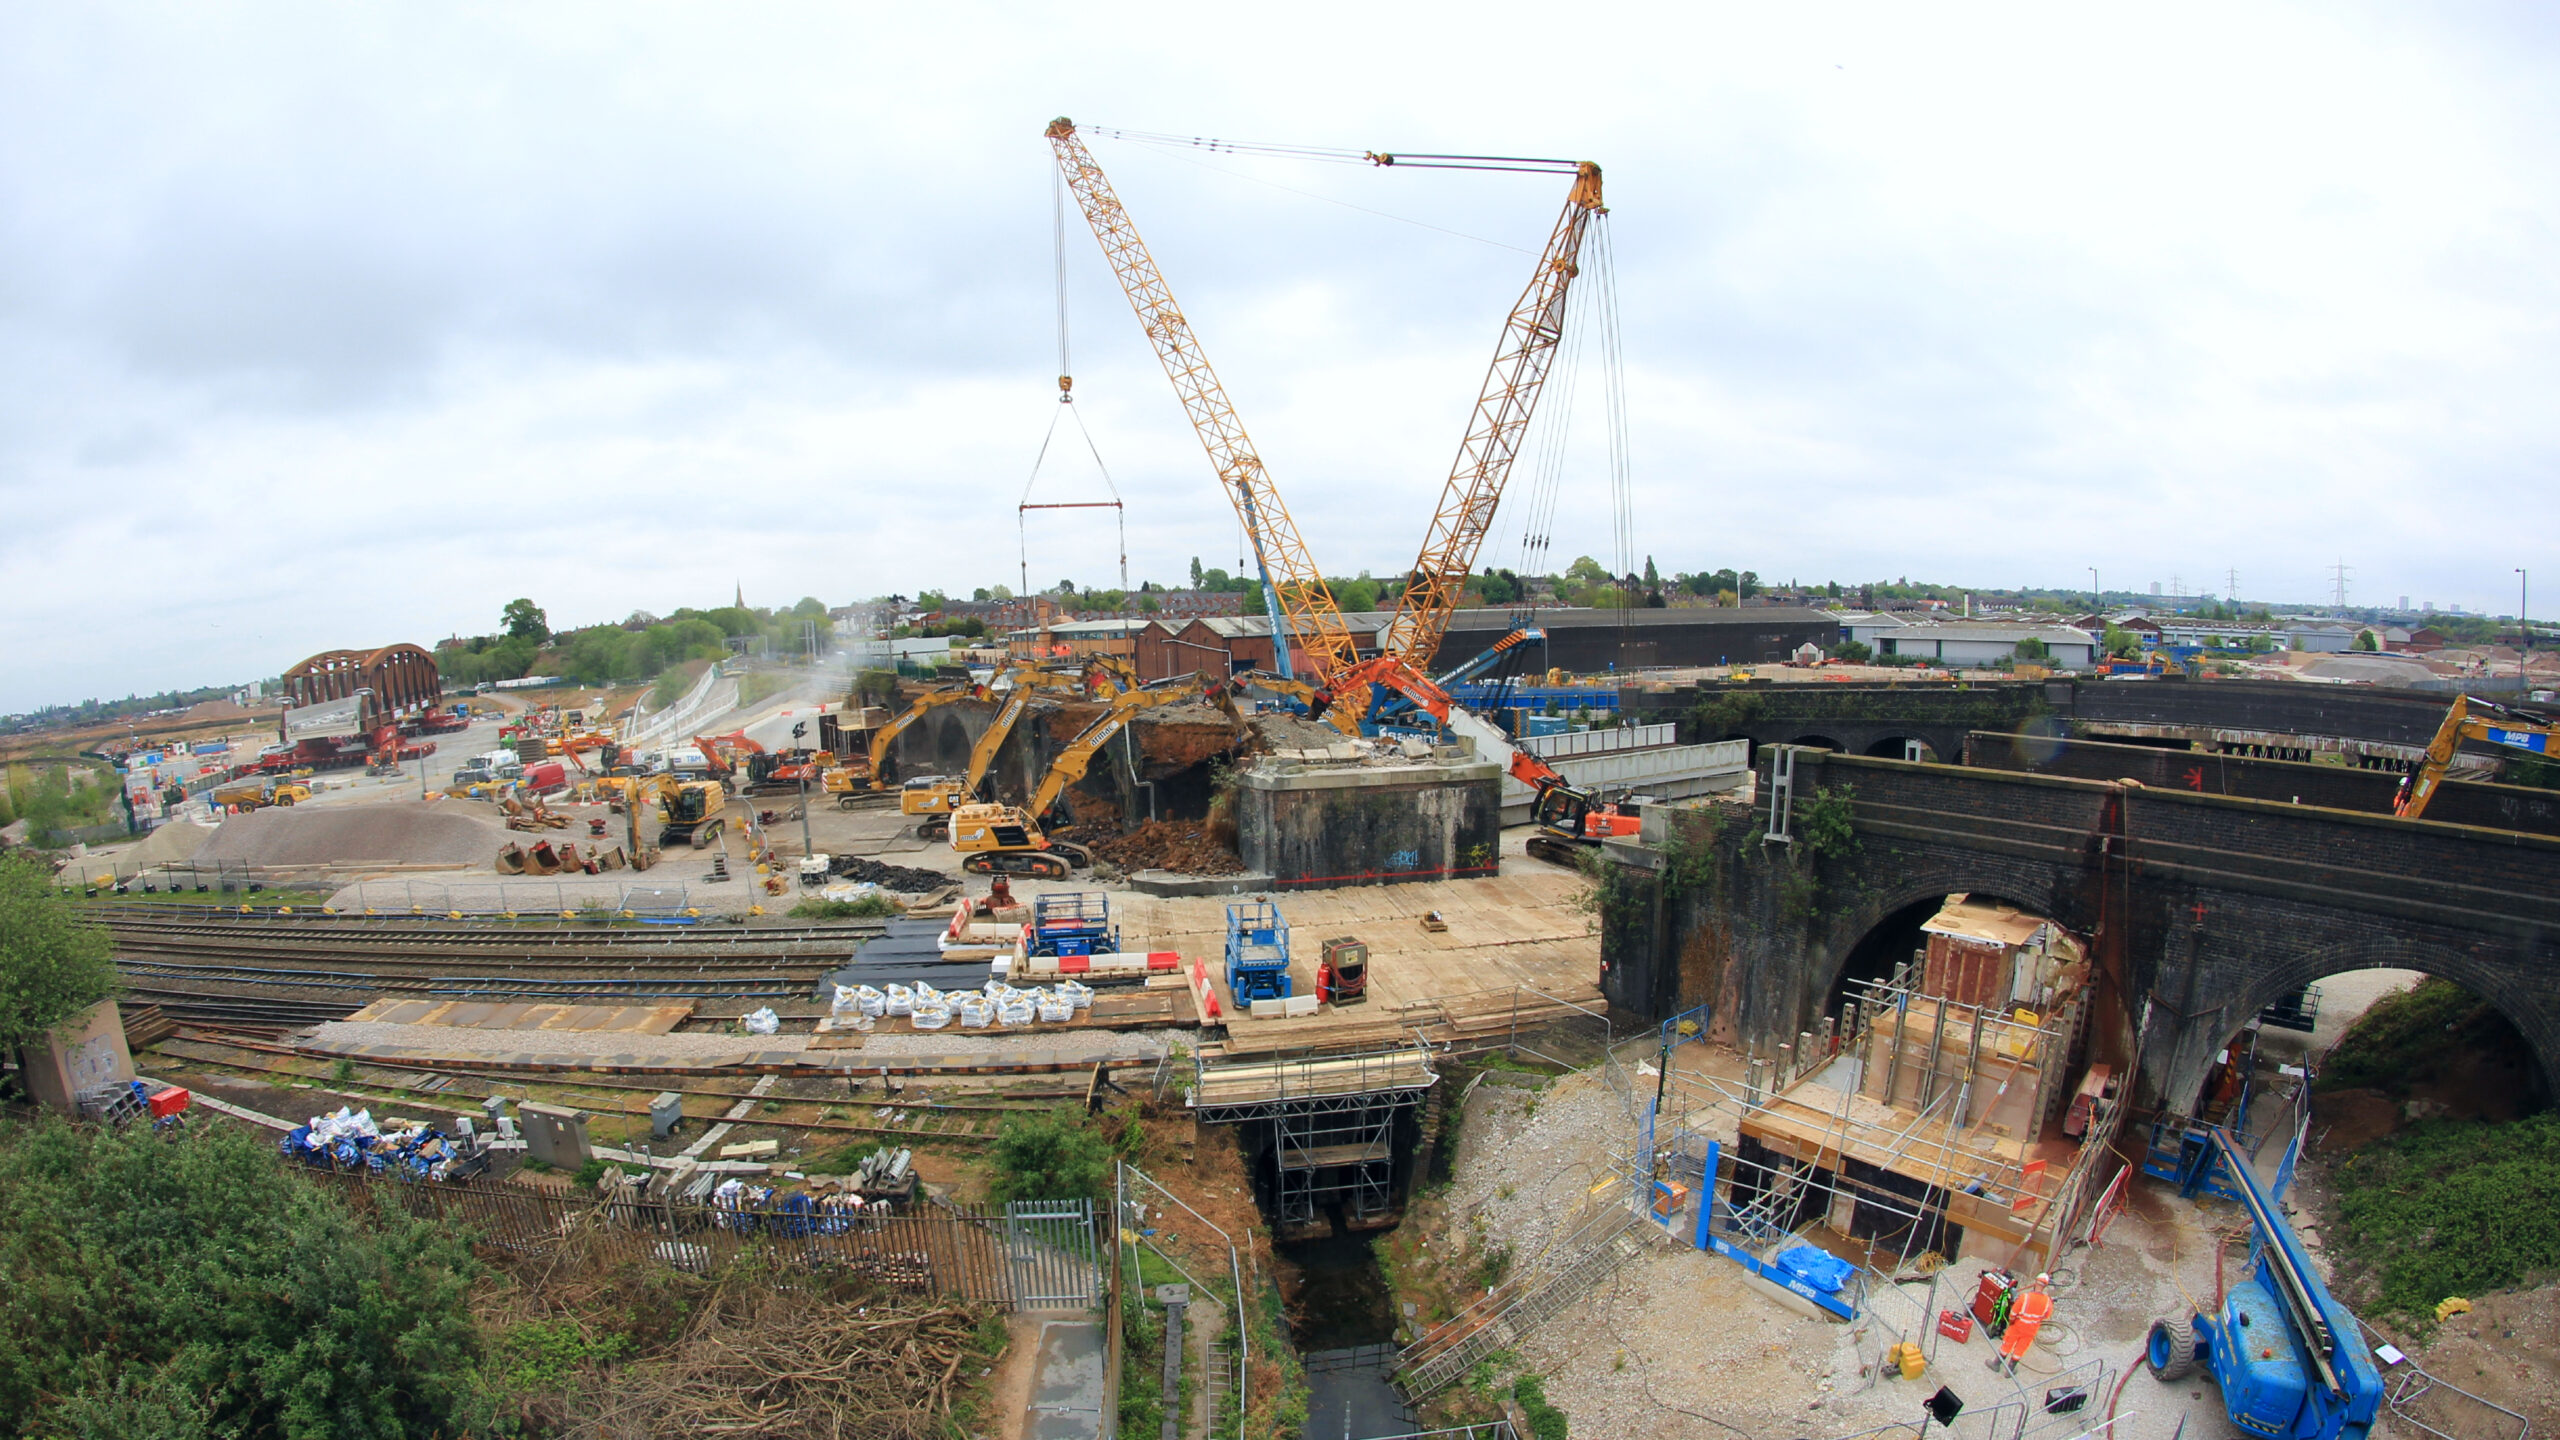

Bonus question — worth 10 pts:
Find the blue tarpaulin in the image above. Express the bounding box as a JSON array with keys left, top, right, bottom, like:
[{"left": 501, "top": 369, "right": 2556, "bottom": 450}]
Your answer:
[{"left": 1773, "top": 1244, "right": 1854, "bottom": 1294}]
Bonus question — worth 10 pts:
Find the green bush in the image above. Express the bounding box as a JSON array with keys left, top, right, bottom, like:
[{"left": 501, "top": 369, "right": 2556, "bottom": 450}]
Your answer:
[
  {"left": 2319, "top": 977, "right": 2520, "bottom": 1096},
  {"left": 987, "top": 1109, "right": 1115, "bottom": 1204},
  {"left": 0, "top": 853, "right": 119, "bottom": 1052},
  {"left": 1513, "top": 1373, "right": 1569, "bottom": 1440},
  {"left": 790, "top": 894, "right": 900, "bottom": 920},
  {"left": 0, "top": 1116, "right": 486, "bottom": 1437},
  {"left": 2331, "top": 1114, "right": 2560, "bottom": 1320}
]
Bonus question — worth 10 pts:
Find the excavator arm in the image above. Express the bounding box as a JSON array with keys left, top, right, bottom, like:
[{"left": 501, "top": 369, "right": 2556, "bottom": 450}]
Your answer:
[
  {"left": 866, "top": 688, "right": 979, "bottom": 785},
  {"left": 961, "top": 683, "right": 1044, "bottom": 800},
  {"left": 2396, "top": 696, "right": 2557, "bottom": 818},
  {"left": 1026, "top": 674, "right": 1219, "bottom": 819}
]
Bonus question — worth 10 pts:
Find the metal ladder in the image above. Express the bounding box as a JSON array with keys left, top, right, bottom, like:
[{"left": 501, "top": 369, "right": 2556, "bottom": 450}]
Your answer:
[{"left": 1396, "top": 1215, "right": 1643, "bottom": 1398}]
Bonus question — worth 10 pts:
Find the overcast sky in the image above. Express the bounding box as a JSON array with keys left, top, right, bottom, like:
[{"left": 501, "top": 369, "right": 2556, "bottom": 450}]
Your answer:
[{"left": 4, "top": 4, "right": 2555, "bottom": 712}]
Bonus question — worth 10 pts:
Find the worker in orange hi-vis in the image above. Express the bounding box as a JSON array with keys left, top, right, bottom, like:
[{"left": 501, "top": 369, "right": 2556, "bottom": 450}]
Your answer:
[{"left": 1991, "top": 1274, "right": 2055, "bottom": 1375}]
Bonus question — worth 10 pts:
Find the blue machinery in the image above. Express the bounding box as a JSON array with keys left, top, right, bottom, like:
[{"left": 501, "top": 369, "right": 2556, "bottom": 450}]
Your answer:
[
  {"left": 2143, "top": 1125, "right": 2382, "bottom": 1440},
  {"left": 1223, "top": 900, "right": 1292, "bottom": 1004}
]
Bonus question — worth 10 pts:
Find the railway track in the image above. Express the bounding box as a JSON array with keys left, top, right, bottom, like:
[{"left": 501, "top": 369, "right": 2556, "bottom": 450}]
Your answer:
[
  {"left": 117, "top": 960, "right": 815, "bottom": 1003},
  {"left": 121, "top": 987, "right": 367, "bottom": 1030},
  {"left": 151, "top": 1032, "right": 1082, "bottom": 1146},
  {"left": 101, "top": 913, "right": 891, "bottom": 953}
]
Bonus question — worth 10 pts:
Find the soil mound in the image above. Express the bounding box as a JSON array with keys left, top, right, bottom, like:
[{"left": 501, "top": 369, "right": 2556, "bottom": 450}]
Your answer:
[
  {"left": 824, "top": 855, "right": 955, "bottom": 891},
  {"left": 196, "top": 804, "right": 508, "bottom": 868},
  {"left": 1090, "top": 818, "right": 1244, "bottom": 876}
]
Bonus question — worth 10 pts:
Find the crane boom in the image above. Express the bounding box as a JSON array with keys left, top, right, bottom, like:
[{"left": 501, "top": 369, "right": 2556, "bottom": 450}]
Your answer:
[
  {"left": 1378, "top": 163, "right": 1605, "bottom": 673},
  {"left": 1045, "top": 118, "right": 1360, "bottom": 687}
]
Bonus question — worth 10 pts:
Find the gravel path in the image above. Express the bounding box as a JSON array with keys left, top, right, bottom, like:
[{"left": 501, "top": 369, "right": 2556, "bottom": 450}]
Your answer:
[
  {"left": 1434, "top": 1040, "right": 2244, "bottom": 1440},
  {"left": 852, "top": 1027, "right": 1176, "bottom": 1062}
]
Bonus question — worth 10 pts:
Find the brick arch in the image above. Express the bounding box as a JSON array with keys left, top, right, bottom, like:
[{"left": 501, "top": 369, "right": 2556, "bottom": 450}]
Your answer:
[
  {"left": 932, "top": 712, "right": 973, "bottom": 774},
  {"left": 1794, "top": 848, "right": 2076, "bottom": 1040},
  {"left": 2164, "top": 928, "right": 2560, "bottom": 1112},
  {"left": 1790, "top": 734, "right": 1846, "bottom": 752}
]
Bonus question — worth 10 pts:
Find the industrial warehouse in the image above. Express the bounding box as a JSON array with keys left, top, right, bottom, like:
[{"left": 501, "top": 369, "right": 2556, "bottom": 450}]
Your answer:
[{"left": 6, "top": 59, "right": 2560, "bottom": 1440}]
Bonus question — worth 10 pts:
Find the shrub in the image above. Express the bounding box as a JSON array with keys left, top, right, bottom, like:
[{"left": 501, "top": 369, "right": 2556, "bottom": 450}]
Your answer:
[
  {"left": 0, "top": 1116, "right": 485, "bottom": 1437},
  {"left": 1513, "top": 1373, "right": 1569, "bottom": 1440},
  {"left": 791, "top": 894, "right": 900, "bottom": 920},
  {"left": 0, "top": 853, "right": 118, "bottom": 1052},
  {"left": 987, "top": 1109, "right": 1115, "bottom": 1204},
  {"left": 2331, "top": 1114, "right": 2560, "bottom": 1321}
]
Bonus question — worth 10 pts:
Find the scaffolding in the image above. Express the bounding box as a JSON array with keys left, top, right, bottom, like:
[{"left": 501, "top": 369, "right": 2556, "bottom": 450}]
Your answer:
[
  {"left": 1641, "top": 944, "right": 2127, "bottom": 1358},
  {"left": 1190, "top": 1041, "right": 1438, "bottom": 1240}
]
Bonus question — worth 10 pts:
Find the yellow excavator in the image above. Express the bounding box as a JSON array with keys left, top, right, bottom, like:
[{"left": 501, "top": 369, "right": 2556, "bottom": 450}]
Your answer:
[
  {"left": 945, "top": 673, "right": 1234, "bottom": 877},
  {"left": 900, "top": 666, "right": 1090, "bottom": 834},
  {"left": 2394, "top": 695, "right": 2558, "bottom": 819}
]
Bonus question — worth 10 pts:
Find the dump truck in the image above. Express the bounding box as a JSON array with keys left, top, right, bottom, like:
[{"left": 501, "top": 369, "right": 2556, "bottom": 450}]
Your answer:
[{"left": 211, "top": 779, "right": 310, "bottom": 810}]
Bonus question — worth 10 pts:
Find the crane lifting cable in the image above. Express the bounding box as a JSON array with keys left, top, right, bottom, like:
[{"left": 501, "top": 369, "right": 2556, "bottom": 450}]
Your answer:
[{"left": 1018, "top": 160, "right": 1129, "bottom": 599}]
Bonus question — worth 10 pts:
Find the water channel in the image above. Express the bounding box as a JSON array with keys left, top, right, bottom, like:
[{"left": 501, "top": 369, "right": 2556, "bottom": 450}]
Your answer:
[{"left": 1283, "top": 1228, "right": 1415, "bottom": 1439}]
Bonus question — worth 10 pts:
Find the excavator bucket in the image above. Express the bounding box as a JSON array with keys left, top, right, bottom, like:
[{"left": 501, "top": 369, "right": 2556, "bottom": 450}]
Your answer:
[{"left": 495, "top": 843, "right": 527, "bottom": 875}]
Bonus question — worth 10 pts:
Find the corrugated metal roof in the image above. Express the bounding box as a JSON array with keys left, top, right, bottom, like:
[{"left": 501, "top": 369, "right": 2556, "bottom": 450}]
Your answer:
[{"left": 1888, "top": 623, "right": 2095, "bottom": 645}]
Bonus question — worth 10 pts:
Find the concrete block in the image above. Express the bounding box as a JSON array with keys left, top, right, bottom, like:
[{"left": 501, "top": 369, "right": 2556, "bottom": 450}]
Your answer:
[
  {"left": 1236, "top": 754, "right": 1502, "bottom": 890},
  {"left": 719, "top": 1138, "right": 781, "bottom": 1160},
  {"left": 517, "top": 1102, "right": 592, "bottom": 1169},
  {"left": 1282, "top": 994, "right": 1320, "bottom": 1017},
  {"left": 19, "top": 999, "right": 135, "bottom": 1115}
]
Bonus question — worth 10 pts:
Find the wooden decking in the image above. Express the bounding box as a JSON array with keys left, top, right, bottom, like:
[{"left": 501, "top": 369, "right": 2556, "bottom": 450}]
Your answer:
[{"left": 1117, "top": 851, "right": 1606, "bottom": 1058}]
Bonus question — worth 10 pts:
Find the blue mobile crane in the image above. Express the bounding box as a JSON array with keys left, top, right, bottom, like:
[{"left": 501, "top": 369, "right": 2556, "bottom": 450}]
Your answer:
[{"left": 2144, "top": 1124, "right": 2382, "bottom": 1440}]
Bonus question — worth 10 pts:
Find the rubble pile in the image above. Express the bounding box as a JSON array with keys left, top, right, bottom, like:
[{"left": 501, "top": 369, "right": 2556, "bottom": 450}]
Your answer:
[
  {"left": 823, "top": 855, "right": 954, "bottom": 892},
  {"left": 1091, "top": 818, "right": 1245, "bottom": 876}
]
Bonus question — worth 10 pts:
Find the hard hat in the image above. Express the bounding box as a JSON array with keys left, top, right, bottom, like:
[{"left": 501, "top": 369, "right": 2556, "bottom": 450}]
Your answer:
[{"left": 2036, "top": 1273, "right": 2052, "bottom": 1284}]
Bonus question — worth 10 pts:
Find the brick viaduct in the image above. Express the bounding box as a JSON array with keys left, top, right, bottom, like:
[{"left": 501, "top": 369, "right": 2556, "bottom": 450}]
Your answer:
[
  {"left": 1596, "top": 745, "right": 2560, "bottom": 1114},
  {"left": 1626, "top": 675, "right": 2506, "bottom": 771}
]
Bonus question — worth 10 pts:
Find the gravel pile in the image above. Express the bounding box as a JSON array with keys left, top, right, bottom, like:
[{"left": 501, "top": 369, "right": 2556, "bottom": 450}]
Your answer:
[
  {"left": 1443, "top": 1065, "right": 1631, "bottom": 1269},
  {"left": 106, "top": 819, "right": 218, "bottom": 869},
  {"left": 826, "top": 854, "right": 954, "bottom": 891},
  {"left": 852, "top": 1028, "right": 1174, "bottom": 1061},
  {"left": 198, "top": 805, "right": 507, "bottom": 867}
]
